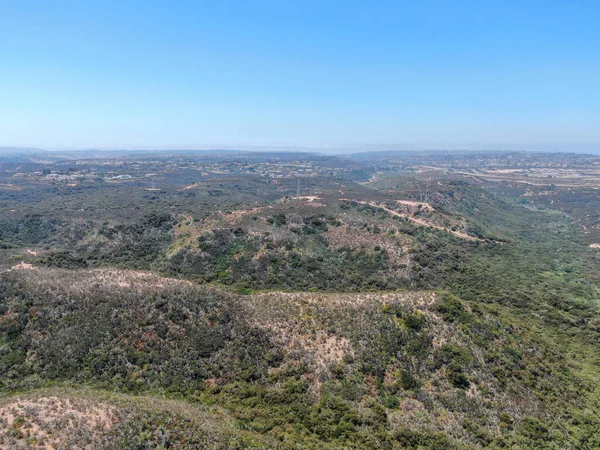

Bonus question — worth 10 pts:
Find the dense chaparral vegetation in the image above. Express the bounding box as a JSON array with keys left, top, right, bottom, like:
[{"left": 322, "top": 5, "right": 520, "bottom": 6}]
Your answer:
[{"left": 1, "top": 150, "right": 599, "bottom": 449}]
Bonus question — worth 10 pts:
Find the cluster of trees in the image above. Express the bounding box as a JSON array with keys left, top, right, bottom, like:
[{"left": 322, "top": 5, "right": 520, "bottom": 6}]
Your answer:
[{"left": 165, "top": 214, "right": 404, "bottom": 292}]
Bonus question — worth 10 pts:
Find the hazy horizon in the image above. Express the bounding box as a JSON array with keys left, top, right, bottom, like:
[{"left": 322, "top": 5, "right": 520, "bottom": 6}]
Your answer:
[{"left": 2, "top": 144, "right": 599, "bottom": 157}]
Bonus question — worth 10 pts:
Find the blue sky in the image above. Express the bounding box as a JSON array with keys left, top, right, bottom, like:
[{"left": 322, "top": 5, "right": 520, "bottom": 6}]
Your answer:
[{"left": 1, "top": 1, "right": 599, "bottom": 151}]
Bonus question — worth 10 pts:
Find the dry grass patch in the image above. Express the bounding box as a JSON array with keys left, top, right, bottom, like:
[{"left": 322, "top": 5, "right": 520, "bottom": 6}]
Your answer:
[
  {"left": 6, "top": 266, "right": 192, "bottom": 296},
  {"left": 0, "top": 395, "right": 117, "bottom": 449},
  {"left": 0, "top": 388, "right": 250, "bottom": 450},
  {"left": 243, "top": 290, "right": 438, "bottom": 379},
  {"left": 325, "top": 223, "right": 411, "bottom": 269}
]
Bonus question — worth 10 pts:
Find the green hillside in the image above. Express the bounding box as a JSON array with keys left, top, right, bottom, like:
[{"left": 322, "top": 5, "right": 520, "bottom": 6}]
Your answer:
[{"left": 1, "top": 154, "right": 599, "bottom": 449}]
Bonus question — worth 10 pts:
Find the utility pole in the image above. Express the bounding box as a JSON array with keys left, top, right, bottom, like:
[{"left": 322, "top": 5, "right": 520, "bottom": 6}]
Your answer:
[{"left": 296, "top": 178, "right": 300, "bottom": 197}]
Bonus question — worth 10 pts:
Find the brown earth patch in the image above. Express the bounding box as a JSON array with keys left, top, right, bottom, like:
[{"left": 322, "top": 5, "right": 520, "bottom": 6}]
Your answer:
[{"left": 0, "top": 396, "right": 117, "bottom": 449}]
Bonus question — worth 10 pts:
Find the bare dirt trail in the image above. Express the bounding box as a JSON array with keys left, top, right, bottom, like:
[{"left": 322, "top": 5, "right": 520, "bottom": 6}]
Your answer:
[
  {"left": 345, "top": 199, "right": 486, "bottom": 242},
  {"left": 396, "top": 199, "right": 434, "bottom": 210}
]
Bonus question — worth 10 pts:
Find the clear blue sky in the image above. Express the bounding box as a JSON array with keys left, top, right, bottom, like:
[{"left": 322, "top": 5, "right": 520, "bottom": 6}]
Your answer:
[{"left": 1, "top": 1, "right": 599, "bottom": 151}]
